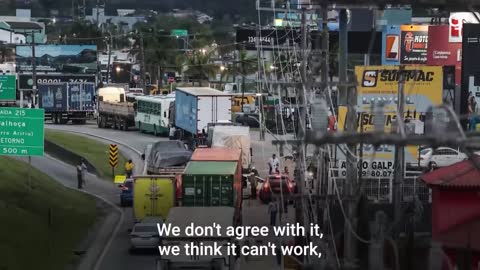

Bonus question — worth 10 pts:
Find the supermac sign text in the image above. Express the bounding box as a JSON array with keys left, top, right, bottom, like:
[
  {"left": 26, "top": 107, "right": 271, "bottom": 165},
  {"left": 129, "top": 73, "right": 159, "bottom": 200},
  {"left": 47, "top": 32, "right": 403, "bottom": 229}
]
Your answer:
[{"left": 361, "top": 69, "right": 435, "bottom": 87}]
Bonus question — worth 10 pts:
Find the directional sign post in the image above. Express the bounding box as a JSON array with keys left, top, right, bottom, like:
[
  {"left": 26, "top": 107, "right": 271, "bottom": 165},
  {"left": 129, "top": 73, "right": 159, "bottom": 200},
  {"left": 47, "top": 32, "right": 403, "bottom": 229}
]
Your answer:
[
  {"left": 109, "top": 144, "right": 119, "bottom": 178},
  {"left": 171, "top": 29, "right": 188, "bottom": 37},
  {"left": 0, "top": 108, "right": 44, "bottom": 156},
  {"left": 0, "top": 75, "right": 16, "bottom": 100}
]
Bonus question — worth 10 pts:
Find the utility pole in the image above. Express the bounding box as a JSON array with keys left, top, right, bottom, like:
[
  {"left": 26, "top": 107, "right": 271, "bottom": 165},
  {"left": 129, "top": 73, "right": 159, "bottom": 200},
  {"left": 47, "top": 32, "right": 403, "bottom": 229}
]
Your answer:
[
  {"left": 340, "top": 7, "right": 358, "bottom": 269},
  {"left": 295, "top": 7, "right": 308, "bottom": 259},
  {"left": 393, "top": 65, "right": 406, "bottom": 236},
  {"left": 96, "top": 0, "right": 100, "bottom": 25},
  {"left": 338, "top": 9, "right": 348, "bottom": 106},
  {"left": 140, "top": 32, "right": 147, "bottom": 94},
  {"left": 256, "top": 25, "right": 266, "bottom": 141},
  {"left": 31, "top": 32, "right": 37, "bottom": 108},
  {"left": 106, "top": 33, "right": 112, "bottom": 84},
  {"left": 318, "top": 4, "right": 329, "bottom": 226}
]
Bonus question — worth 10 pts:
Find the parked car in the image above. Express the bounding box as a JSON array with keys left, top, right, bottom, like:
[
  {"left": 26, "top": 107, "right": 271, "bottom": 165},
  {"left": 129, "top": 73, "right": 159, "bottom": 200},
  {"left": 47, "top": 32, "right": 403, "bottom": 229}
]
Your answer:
[
  {"left": 129, "top": 217, "right": 163, "bottom": 251},
  {"left": 234, "top": 112, "right": 260, "bottom": 128},
  {"left": 419, "top": 147, "right": 467, "bottom": 169},
  {"left": 119, "top": 179, "right": 134, "bottom": 207}
]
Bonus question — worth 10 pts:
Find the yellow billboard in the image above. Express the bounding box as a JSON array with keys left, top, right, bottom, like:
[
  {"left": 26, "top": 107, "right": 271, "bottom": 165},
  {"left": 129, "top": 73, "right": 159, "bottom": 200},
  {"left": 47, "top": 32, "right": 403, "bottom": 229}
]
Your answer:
[{"left": 335, "top": 66, "right": 443, "bottom": 165}]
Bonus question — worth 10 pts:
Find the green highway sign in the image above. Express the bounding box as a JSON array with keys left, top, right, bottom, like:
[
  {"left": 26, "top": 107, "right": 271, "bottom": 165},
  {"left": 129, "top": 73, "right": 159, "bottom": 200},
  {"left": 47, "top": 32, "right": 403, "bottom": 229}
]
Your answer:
[
  {"left": 0, "top": 75, "right": 16, "bottom": 100},
  {"left": 171, "top": 29, "right": 188, "bottom": 37},
  {"left": 0, "top": 108, "right": 44, "bottom": 156}
]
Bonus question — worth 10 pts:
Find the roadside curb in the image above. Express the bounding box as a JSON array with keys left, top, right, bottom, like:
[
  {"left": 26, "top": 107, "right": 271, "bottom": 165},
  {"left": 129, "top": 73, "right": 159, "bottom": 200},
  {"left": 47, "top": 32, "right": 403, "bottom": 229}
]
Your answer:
[
  {"left": 35, "top": 153, "right": 125, "bottom": 270},
  {"left": 45, "top": 128, "right": 143, "bottom": 156},
  {"left": 44, "top": 139, "right": 100, "bottom": 176}
]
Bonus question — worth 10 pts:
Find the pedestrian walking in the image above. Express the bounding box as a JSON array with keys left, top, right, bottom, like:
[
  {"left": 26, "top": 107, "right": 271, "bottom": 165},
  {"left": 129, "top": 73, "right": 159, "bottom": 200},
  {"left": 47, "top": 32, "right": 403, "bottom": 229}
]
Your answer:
[{"left": 268, "top": 200, "right": 278, "bottom": 226}]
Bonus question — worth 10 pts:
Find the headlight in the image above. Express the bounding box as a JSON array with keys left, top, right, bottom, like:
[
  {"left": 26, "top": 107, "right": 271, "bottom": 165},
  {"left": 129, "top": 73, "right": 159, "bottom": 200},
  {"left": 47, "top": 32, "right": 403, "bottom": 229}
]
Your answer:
[{"left": 308, "top": 172, "right": 314, "bottom": 177}]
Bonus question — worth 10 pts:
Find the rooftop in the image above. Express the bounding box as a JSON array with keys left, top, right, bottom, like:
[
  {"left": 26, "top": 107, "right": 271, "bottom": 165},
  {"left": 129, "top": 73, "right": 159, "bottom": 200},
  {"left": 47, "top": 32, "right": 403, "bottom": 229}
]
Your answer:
[
  {"left": 5, "top": 21, "right": 42, "bottom": 30},
  {"left": 176, "top": 87, "right": 230, "bottom": 96},
  {"left": 420, "top": 156, "right": 480, "bottom": 189}
]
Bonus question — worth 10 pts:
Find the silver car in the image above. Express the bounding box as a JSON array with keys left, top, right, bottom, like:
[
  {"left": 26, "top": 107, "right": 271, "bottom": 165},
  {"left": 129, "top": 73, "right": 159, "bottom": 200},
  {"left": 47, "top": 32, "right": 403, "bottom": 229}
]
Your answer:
[{"left": 130, "top": 218, "right": 163, "bottom": 251}]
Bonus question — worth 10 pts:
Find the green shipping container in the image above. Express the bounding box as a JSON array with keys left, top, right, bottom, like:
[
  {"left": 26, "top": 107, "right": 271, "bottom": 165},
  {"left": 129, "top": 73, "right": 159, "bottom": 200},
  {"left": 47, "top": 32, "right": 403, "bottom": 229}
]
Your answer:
[{"left": 182, "top": 161, "right": 240, "bottom": 208}]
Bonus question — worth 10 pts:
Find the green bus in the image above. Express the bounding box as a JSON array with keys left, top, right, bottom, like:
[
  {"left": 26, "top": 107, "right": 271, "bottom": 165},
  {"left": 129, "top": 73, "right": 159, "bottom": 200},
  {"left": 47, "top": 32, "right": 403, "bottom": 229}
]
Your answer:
[{"left": 135, "top": 95, "right": 174, "bottom": 136}]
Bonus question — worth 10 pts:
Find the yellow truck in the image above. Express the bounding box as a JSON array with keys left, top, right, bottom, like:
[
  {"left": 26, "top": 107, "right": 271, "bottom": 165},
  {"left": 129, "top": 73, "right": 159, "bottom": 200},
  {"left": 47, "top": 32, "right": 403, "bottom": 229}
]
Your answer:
[{"left": 133, "top": 176, "right": 176, "bottom": 222}]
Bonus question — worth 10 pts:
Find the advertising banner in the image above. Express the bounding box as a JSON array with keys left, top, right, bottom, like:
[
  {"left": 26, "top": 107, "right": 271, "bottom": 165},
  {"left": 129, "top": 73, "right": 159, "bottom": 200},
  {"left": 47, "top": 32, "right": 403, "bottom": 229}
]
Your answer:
[
  {"left": 427, "top": 25, "right": 462, "bottom": 86},
  {"left": 461, "top": 24, "right": 480, "bottom": 119},
  {"left": 38, "top": 83, "right": 68, "bottom": 111},
  {"left": 334, "top": 65, "right": 443, "bottom": 166},
  {"left": 15, "top": 45, "right": 97, "bottom": 73},
  {"left": 18, "top": 74, "right": 96, "bottom": 90},
  {"left": 400, "top": 25, "right": 429, "bottom": 64},
  {"left": 67, "top": 83, "right": 95, "bottom": 112},
  {"left": 382, "top": 25, "right": 401, "bottom": 65},
  {"left": 448, "top": 12, "right": 480, "bottom": 43}
]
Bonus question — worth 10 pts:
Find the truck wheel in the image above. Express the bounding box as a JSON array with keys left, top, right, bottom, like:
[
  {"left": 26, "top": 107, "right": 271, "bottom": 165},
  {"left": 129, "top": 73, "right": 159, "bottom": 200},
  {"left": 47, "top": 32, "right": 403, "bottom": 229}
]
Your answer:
[
  {"left": 123, "top": 120, "right": 128, "bottom": 131},
  {"left": 97, "top": 116, "right": 102, "bottom": 128},
  {"left": 138, "top": 122, "right": 144, "bottom": 133},
  {"left": 153, "top": 125, "right": 158, "bottom": 136},
  {"left": 113, "top": 119, "right": 118, "bottom": 129}
]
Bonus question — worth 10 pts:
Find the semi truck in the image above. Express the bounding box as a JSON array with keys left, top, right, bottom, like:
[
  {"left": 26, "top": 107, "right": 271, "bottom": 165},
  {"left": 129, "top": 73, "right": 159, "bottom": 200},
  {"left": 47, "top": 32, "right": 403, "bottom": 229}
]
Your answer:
[
  {"left": 96, "top": 86, "right": 136, "bottom": 130},
  {"left": 174, "top": 87, "right": 232, "bottom": 142},
  {"left": 156, "top": 207, "right": 236, "bottom": 270},
  {"left": 132, "top": 176, "right": 176, "bottom": 222},
  {"left": 38, "top": 82, "right": 95, "bottom": 124},
  {"left": 181, "top": 160, "right": 242, "bottom": 225}
]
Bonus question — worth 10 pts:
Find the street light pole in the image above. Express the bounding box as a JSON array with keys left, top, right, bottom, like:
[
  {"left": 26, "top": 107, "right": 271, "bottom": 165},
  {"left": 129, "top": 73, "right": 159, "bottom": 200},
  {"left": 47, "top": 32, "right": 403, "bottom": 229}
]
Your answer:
[
  {"left": 106, "top": 33, "right": 112, "bottom": 84},
  {"left": 31, "top": 31, "right": 37, "bottom": 108}
]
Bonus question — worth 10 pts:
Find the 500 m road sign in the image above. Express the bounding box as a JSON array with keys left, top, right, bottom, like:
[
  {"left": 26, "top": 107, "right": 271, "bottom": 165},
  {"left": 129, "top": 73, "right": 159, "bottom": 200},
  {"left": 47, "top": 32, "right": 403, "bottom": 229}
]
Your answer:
[{"left": 0, "top": 108, "right": 44, "bottom": 156}]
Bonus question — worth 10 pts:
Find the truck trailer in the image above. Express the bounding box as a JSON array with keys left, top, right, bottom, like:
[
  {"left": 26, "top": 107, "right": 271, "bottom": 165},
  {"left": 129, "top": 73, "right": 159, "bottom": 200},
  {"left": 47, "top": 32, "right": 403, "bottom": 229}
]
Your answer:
[
  {"left": 132, "top": 176, "right": 176, "bottom": 222},
  {"left": 97, "top": 87, "right": 136, "bottom": 130},
  {"left": 174, "top": 87, "right": 231, "bottom": 141},
  {"left": 38, "top": 82, "right": 95, "bottom": 124}
]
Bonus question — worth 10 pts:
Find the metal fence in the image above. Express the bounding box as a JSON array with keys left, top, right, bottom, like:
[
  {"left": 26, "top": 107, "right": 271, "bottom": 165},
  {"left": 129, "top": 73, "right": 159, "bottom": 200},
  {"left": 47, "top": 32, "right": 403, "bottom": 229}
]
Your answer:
[{"left": 326, "top": 165, "right": 431, "bottom": 204}]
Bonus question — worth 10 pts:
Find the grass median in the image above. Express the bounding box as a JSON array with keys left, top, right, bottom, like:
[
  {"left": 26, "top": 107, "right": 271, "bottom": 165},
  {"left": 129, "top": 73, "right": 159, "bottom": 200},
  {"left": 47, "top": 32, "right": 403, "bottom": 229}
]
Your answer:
[
  {"left": 45, "top": 130, "right": 128, "bottom": 180},
  {"left": 0, "top": 157, "right": 96, "bottom": 270}
]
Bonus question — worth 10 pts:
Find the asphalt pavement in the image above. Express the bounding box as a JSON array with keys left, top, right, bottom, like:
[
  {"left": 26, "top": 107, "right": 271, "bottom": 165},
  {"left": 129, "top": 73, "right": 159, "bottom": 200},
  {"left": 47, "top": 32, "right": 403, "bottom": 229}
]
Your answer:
[{"left": 44, "top": 123, "right": 301, "bottom": 270}]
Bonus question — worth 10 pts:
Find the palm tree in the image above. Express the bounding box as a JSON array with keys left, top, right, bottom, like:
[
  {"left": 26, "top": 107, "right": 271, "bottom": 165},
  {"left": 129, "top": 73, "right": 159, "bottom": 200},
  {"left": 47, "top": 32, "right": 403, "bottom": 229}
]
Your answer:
[
  {"left": 233, "top": 49, "right": 258, "bottom": 111},
  {"left": 184, "top": 50, "right": 218, "bottom": 87}
]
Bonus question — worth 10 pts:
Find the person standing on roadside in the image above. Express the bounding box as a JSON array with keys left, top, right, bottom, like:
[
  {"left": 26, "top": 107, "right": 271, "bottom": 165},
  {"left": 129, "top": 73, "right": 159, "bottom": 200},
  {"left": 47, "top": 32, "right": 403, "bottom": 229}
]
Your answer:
[
  {"left": 77, "top": 159, "right": 87, "bottom": 189},
  {"left": 268, "top": 199, "right": 278, "bottom": 226},
  {"left": 125, "top": 159, "right": 134, "bottom": 178},
  {"left": 268, "top": 154, "right": 280, "bottom": 175}
]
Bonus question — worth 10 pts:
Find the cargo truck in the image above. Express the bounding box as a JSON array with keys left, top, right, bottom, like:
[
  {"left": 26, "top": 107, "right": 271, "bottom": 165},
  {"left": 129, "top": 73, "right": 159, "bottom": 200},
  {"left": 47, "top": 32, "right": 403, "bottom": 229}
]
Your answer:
[
  {"left": 38, "top": 82, "right": 95, "bottom": 124},
  {"left": 181, "top": 161, "right": 242, "bottom": 225},
  {"left": 156, "top": 207, "right": 235, "bottom": 270},
  {"left": 97, "top": 86, "right": 136, "bottom": 130},
  {"left": 174, "top": 87, "right": 231, "bottom": 144},
  {"left": 133, "top": 176, "right": 176, "bottom": 222},
  {"left": 207, "top": 125, "right": 252, "bottom": 173}
]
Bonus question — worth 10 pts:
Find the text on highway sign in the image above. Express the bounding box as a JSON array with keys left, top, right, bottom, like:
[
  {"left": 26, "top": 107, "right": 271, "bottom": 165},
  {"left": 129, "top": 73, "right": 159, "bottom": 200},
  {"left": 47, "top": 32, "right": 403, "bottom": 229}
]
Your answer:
[
  {"left": 0, "top": 108, "right": 44, "bottom": 156},
  {"left": 0, "top": 75, "right": 16, "bottom": 100}
]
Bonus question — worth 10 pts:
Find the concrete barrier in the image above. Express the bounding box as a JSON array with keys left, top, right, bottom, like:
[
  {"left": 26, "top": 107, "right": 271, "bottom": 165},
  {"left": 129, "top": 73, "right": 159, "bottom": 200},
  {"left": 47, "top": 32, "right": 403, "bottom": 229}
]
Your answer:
[{"left": 44, "top": 139, "right": 99, "bottom": 176}]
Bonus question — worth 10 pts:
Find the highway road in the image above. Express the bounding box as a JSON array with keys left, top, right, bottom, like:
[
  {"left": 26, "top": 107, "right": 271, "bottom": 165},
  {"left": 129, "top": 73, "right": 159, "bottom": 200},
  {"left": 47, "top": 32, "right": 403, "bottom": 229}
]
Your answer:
[{"left": 43, "top": 123, "right": 302, "bottom": 270}]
